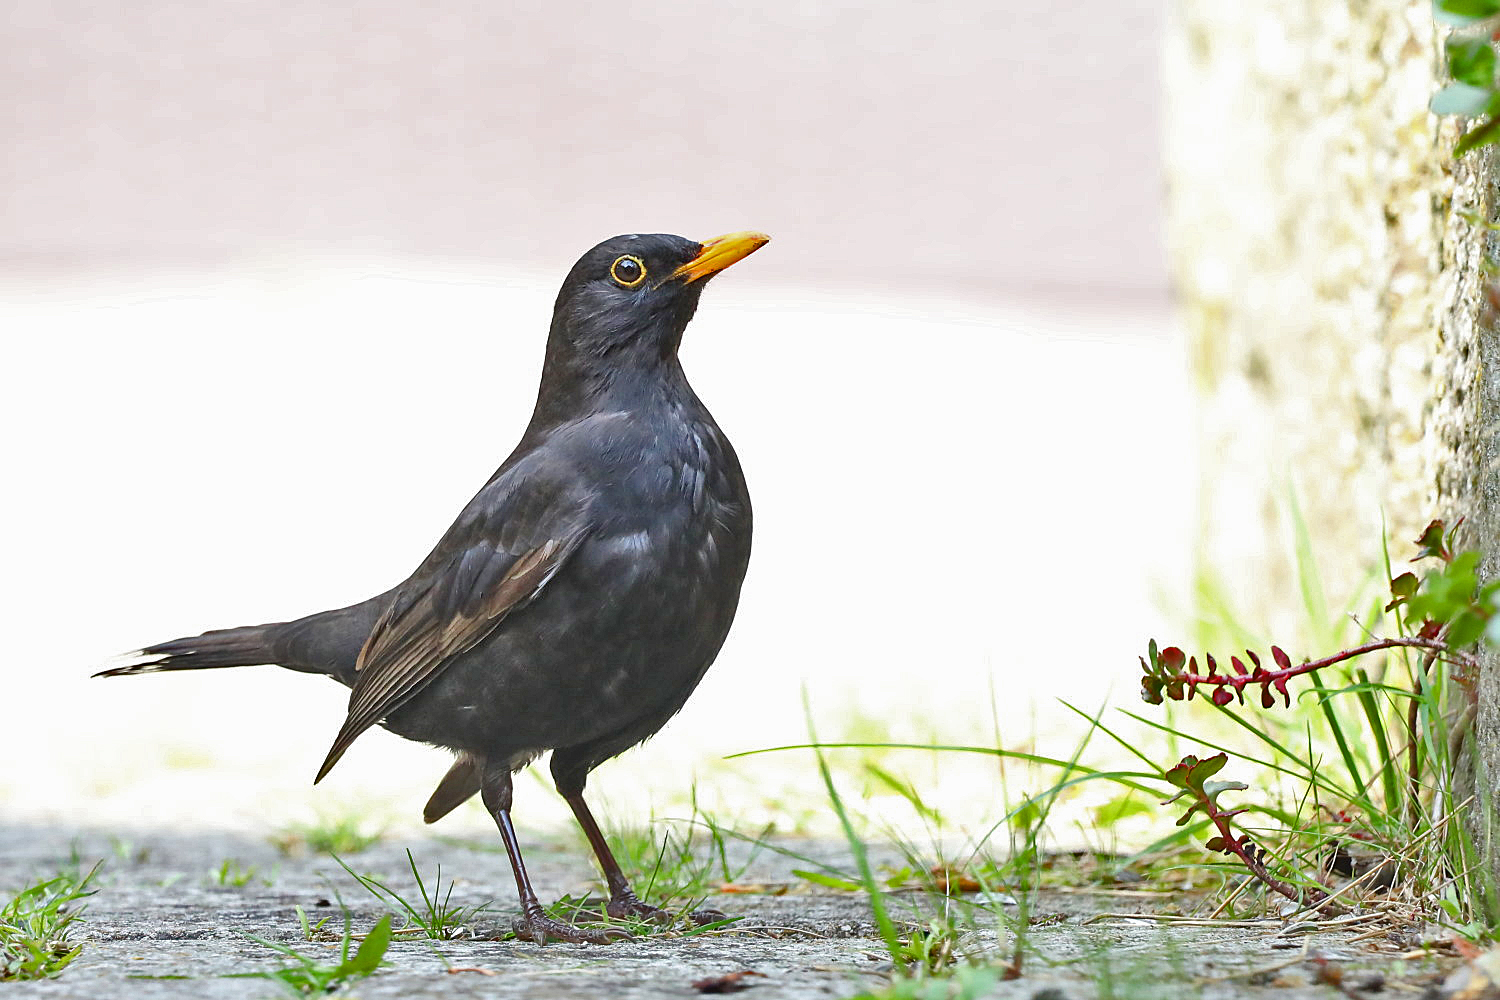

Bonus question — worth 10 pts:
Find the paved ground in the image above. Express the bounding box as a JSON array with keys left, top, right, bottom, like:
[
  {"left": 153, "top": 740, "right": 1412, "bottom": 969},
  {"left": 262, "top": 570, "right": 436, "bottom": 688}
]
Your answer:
[{"left": 0, "top": 824, "right": 1460, "bottom": 999}]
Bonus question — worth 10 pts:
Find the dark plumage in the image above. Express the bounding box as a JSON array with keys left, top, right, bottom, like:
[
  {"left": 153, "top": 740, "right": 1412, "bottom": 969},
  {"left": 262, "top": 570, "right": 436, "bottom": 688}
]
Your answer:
[{"left": 97, "top": 231, "right": 768, "bottom": 943}]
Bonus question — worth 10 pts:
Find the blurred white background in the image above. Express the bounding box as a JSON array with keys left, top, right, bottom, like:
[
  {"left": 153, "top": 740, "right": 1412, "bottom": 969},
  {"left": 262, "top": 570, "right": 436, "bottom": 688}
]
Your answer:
[{"left": 1, "top": 1, "right": 1187, "bottom": 834}]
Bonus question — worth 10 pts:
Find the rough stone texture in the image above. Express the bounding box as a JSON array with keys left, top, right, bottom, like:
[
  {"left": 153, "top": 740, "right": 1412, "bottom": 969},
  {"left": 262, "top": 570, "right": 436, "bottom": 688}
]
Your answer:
[
  {"left": 1167, "top": 4, "right": 1500, "bottom": 870},
  {"left": 1447, "top": 156, "right": 1500, "bottom": 873},
  {"left": 0, "top": 827, "right": 1454, "bottom": 999},
  {"left": 1165, "top": 2, "right": 1450, "bottom": 638}
]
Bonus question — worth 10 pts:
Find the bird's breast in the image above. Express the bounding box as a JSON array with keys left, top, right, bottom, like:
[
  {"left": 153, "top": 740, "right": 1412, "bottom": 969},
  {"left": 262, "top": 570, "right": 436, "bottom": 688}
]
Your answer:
[{"left": 582, "top": 420, "right": 749, "bottom": 590}]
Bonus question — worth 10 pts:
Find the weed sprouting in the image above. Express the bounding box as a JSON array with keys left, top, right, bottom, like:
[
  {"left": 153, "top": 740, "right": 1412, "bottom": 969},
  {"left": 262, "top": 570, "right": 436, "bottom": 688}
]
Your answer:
[
  {"left": 734, "top": 711, "right": 1166, "bottom": 987},
  {"left": 732, "top": 515, "right": 1500, "bottom": 994},
  {"left": 846, "top": 964, "right": 1001, "bottom": 1000},
  {"left": 1135, "top": 517, "right": 1500, "bottom": 929},
  {"left": 293, "top": 904, "right": 333, "bottom": 942},
  {"left": 209, "top": 858, "right": 271, "bottom": 888},
  {"left": 0, "top": 863, "right": 100, "bottom": 981},
  {"left": 271, "top": 814, "right": 384, "bottom": 857},
  {"left": 233, "top": 910, "right": 391, "bottom": 993},
  {"left": 597, "top": 798, "right": 768, "bottom": 916},
  {"left": 334, "top": 850, "right": 491, "bottom": 940}
]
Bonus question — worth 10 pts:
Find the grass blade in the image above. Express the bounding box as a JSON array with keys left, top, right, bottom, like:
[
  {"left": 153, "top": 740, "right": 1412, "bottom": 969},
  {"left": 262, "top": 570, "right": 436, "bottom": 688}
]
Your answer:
[
  {"left": 1353, "top": 667, "right": 1399, "bottom": 814},
  {"left": 803, "top": 695, "right": 903, "bottom": 965}
]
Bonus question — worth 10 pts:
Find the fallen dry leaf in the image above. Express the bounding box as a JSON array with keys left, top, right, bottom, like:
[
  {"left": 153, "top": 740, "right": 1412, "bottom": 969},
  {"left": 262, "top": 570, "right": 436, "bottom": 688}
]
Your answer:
[
  {"left": 1437, "top": 943, "right": 1500, "bottom": 1000},
  {"left": 691, "top": 970, "right": 767, "bottom": 993},
  {"left": 929, "top": 866, "right": 983, "bottom": 893}
]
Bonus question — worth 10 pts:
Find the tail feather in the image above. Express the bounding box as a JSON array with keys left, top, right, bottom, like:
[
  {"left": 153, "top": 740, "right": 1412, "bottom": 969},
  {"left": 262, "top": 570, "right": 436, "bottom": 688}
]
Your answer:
[
  {"left": 94, "top": 625, "right": 277, "bottom": 678},
  {"left": 423, "top": 754, "right": 482, "bottom": 823}
]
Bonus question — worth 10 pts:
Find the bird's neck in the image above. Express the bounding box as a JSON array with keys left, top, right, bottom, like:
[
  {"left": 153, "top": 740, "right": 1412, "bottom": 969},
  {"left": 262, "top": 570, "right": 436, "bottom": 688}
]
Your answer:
[{"left": 527, "top": 340, "right": 693, "bottom": 433}]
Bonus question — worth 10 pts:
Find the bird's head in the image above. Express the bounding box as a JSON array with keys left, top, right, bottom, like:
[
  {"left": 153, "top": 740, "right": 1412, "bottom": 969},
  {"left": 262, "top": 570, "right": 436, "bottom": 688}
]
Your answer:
[{"left": 548, "top": 232, "right": 770, "bottom": 366}]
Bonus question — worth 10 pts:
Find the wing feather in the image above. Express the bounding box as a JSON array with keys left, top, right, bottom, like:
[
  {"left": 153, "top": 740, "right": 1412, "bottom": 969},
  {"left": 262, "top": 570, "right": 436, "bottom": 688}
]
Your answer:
[{"left": 312, "top": 454, "right": 595, "bottom": 783}]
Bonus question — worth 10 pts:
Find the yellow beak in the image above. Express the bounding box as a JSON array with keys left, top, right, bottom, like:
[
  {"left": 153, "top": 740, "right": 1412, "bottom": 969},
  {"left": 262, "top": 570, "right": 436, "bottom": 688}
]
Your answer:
[{"left": 671, "top": 231, "right": 771, "bottom": 283}]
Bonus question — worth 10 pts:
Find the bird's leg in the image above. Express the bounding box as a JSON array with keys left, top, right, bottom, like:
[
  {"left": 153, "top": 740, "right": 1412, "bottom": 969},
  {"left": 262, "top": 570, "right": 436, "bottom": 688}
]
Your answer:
[
  {"left": 564, "top": 791, "right": 727, "bottom": 927},
  {"left": 479, "top": 765, "right": 626, "bottom": 945}
]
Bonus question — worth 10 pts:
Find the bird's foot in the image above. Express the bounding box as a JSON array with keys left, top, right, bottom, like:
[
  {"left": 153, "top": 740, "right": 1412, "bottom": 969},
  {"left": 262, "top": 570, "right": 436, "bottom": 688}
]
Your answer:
[
  {"left": 605, "top": 892, "right": 728, "bottom": 928},
  {"left": 510, "top": 908, "right": 629, "bottom": 945},
  {"left": 605, "top": 893, "right": 674, "bottom": 925},
  {"left": 686, "top": 906, "right": 730, "bottom": 926}
]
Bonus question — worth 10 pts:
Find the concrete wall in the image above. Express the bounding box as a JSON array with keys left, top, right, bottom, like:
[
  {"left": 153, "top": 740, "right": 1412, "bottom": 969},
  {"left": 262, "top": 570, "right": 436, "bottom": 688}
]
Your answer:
[
  {"left": 1165, "top": 2, "right": 1451, "bottom": 639},
  {"left": 1168, "top": 0, "right": 1500, "bottom": 864},
  {"left": 1442, "top": 151, "right": 1500, "bottom": 859}
]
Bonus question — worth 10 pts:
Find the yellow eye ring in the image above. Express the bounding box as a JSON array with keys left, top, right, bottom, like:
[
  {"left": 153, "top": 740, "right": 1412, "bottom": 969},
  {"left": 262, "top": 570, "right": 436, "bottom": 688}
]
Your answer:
[{"left": 610, "top": 255, "right": 647, "bottom": 288}]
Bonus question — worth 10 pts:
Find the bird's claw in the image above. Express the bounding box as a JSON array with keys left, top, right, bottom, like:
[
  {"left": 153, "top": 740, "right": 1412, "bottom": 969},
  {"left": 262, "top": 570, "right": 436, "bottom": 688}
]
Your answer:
[
  {"left": 510, "top": 911, "right": 630, "bottom": 945},
  {"left": 604, "top": 894, "right": 730, "bottom": 928},
  {"left": 605, "top": 894, "right": 675, "bottom": 925},
  {"left": 687, "top": 907, "right": 729, "bottom": 926}
]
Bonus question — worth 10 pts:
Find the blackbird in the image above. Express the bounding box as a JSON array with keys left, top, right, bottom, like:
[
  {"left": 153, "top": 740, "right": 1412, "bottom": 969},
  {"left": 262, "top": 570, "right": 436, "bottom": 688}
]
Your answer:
[{"left": 97, "top": 231, "right": 768, "bottom": 944}]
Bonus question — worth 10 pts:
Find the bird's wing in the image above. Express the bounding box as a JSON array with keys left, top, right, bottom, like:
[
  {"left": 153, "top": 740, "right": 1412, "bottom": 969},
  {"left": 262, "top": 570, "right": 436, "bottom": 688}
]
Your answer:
[{"left": 314, "top": 457, "right": 594, "bottom": 782}]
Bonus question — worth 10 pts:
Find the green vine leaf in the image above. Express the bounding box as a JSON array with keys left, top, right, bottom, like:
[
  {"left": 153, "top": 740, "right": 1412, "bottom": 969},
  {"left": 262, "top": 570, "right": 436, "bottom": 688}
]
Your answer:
[
  {"left": 1435, "top": 0, "right": 1500, "bottom": 26},
  {"left": 1448, "top": 37, "right": 1498, "bottom": 86},
  {"left": 1456, "top": 114, "right": 1500, "bottom": 154},
  {"left": 1413, "top": 520, "right": 1453, "bottom": 562},
  {"left": 1433, "top": 82, "right": 1496, "bottom": 116}
]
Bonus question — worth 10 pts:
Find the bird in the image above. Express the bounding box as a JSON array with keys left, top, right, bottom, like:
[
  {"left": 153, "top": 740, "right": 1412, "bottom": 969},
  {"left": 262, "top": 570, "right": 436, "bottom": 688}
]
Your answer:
[{"left": 96, "top": 231, "right": 768, "bottom": 944}]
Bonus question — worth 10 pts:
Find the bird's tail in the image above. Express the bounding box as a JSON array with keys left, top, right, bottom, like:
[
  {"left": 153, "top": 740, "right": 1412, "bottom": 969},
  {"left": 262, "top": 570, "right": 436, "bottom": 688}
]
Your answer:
[
  {"left": 423, "top": 754, "right": 482, "bottom": 824},
  {"left": 94, "top": 624, "right": 278, "bottom": 678}
]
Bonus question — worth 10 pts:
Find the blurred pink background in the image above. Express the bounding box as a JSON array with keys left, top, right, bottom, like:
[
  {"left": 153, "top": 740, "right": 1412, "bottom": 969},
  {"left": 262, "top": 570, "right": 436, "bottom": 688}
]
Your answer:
[
  {"left": 2, "top": 2, "right": 1185, "bottom": 831},
  {"left": 4, "top": 1, "right": 1166, "bottom": 301}
]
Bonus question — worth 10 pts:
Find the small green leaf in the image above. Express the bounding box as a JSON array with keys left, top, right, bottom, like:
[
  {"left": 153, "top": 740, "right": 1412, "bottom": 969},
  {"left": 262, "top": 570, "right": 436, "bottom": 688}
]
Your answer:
[
  {"left": 1451, "top": 550, "right": 1482, "bottom": 578},
  {"left": 1013, "top": 796, "right": 1043, "bottom": 834},
  {"left": 883, "top": 866, "right": 916, "bottom": 888},
  {"left": 1436, "top": 0, "right": 1500, "bottom": 26},
  {"left": 1449, "top": 37, "right": 1498, "bottom": 87},
  {"left": 1201, "top": 779, "right": 1250, "bottom": 802},
  {"left": 1387, "top": 570, "right": 1421, "bottom": 611},
  {"left": 1414, "top": 519, "right": 1450, "bottom": 559},
  {"left": 792, "top": 869, "right": 862, "bottom": 892},
  {"left": 338, "top": 914, "right": 391, "bottom": 976},
  {"left": 1433, "top": 82, "right": 1496, "bottom": 116},
  {"left": 1448, "top": 609, "right": 1487, "bottom": 648},
  {"left": 1458, "top": 114, "right": 1500, "bottom": 155},
  {"left": 1094, "top": 793, "right": 1153, "bottom": 828},
  {"left": 1164, "top": 752, "right": 1228, "bottom": 790}
]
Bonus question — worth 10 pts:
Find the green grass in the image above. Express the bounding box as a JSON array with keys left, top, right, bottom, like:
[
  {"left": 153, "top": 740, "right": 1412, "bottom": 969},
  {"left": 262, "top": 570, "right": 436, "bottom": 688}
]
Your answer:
[
  {"left": 208, "top": 858, "right": 271, "bottom": 888},
  {"left": 757, "top": 502, "right": 1500, "bottom": 996},
  {"left": 335, "top": 850, "right": 492, "bottom": 939},
  {"left": 538, "top": 891, "right": 740, "bottom": 940},
  {"left": 1158, "top": 505, "right": 1496, "bottom": 930},
  {"left": 846, "top": 965, "right": 1002, "bottom": 1000},
  {"left": 293, "top": 904, "right": 334, "bottom": 941},
  {"left": 736, "top": 724, "right": 1222, "bottom": 995},
  {"left": 233, "top": 910, "right": 391, "bottom": 994},
  {"left": 592, "top": 793, "right": 770, "bottom": 916},
  {"left": 271, "top": 814, "right": 384, "bottom": 857},
  {"left": 0, "top": 863, "right": 100, "bottom": 981},
  {"left": 534, "top": 800, "right": 761, "bottom": 939}
]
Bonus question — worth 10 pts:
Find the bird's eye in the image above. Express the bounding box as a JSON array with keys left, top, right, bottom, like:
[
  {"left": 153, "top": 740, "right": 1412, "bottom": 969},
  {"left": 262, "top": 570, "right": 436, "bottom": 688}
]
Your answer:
[{"left": 610, "top": 255, "right": 646, "bottom": 288}]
